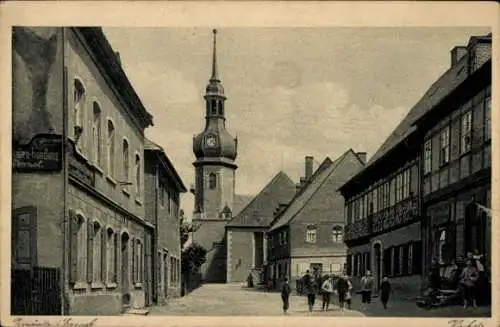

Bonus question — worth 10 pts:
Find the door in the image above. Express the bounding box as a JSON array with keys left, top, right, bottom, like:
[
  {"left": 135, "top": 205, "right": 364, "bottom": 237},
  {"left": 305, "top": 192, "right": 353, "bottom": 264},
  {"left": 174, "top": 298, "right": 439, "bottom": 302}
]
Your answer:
[
  {"left": 12, "top": 206, "right": 38, "bottom": 270},
  {"left": 374, "top": 243, "right": 382, "bottom": 290}
]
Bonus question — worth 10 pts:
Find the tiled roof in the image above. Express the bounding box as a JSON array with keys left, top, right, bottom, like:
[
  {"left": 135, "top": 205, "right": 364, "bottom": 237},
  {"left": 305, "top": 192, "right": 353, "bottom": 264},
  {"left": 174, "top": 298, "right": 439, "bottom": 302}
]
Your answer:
[
  {"left": 232, "top": 194, "right": 254, "bottom": 217},
  {"left": 226, "top": 171, "right": 296, "bottom": 228},
  {"left": 268, "top": 150, "right": 354, "bottom": 232}
]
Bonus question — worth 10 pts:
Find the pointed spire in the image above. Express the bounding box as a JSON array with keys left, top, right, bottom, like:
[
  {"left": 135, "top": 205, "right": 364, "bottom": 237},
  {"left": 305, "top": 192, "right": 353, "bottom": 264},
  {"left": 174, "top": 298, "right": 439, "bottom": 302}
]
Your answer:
[{"left": 211, "top": 29, "right": 219, "bottom": 81}]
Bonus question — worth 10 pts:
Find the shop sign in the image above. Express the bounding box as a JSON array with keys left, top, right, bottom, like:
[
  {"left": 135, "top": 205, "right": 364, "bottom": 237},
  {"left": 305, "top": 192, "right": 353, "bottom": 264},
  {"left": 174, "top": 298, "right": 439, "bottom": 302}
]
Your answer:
[{"left": 13, "top": 134, "right": 63, "bottom": 172}]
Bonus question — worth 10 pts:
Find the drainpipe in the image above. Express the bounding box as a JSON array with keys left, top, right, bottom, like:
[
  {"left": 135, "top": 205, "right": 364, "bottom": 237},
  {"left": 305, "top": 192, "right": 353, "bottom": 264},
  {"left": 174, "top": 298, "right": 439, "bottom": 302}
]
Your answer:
[
  {"left": 61, "top": 26, "right": 69, "bottom": 315},
  {"left": 153, "top": 159, "right": 159, "bottom": 304}
]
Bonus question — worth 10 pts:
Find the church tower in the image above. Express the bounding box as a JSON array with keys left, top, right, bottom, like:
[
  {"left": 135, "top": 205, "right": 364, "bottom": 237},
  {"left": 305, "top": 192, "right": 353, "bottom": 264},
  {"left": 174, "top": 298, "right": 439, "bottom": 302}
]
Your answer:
[{"left": 192, "top": 29, "right": 238, "bottom": 221}]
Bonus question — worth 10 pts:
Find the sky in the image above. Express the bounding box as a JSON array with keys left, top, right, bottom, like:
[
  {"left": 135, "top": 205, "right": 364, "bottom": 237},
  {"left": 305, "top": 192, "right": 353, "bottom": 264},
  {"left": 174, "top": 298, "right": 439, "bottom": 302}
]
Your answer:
[{"left": 103, "top": 27, "right": 490, "bottom": 216}]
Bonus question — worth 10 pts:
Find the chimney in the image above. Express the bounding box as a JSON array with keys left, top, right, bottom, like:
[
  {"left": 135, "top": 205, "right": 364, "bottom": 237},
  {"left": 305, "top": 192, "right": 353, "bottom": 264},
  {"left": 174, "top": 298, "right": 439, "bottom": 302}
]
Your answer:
[
  {"left": 115, "top": 51, "right": 122, "bottom": 66},
  {"left": 450, "top": 46, "right": 467, "bottom": 67},
  {"left": 305, "top": 156, "right": 314, "bottom": 181},
  {"left": 356, "top": 152, "right": 367, "bottom": 164}
]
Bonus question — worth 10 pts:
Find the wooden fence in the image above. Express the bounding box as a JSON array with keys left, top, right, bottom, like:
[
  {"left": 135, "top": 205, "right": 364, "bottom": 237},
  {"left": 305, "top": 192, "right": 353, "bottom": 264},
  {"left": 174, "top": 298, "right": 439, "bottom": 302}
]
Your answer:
[{"left": 11, "top": 267, "right": 62, "bottom": 315}]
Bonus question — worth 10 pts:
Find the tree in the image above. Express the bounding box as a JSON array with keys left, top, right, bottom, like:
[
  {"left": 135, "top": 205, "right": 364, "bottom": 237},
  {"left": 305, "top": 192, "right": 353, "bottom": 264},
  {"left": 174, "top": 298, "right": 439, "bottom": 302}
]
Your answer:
[
  {"left": 181, "top": 242, "right": 207, "bottom": 274},
  {"left": 179, "top": 210, "right": 193, "bottom": 248}
]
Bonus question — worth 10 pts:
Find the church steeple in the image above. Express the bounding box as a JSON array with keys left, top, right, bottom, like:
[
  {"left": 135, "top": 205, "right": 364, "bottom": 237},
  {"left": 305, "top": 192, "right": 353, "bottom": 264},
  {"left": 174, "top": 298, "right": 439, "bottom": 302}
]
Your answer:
[{"left": 211, "top": 29, "right": 219, "bottom": 81}]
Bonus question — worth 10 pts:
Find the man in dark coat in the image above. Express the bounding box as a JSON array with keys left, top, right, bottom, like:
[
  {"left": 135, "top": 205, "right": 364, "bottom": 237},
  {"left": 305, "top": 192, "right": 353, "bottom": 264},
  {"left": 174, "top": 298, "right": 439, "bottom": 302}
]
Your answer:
[
  {"left": 380, "top": 276, "right": 392, "bottom": 309},
  {"left": 281, "top": 277, "right": 292, "bottom": 314},
  {"left": 335, "top": 275, "right": 349, "bottom": 311},
  {"left": 302, "top": 270, "right": 317, "bottom": 312}
]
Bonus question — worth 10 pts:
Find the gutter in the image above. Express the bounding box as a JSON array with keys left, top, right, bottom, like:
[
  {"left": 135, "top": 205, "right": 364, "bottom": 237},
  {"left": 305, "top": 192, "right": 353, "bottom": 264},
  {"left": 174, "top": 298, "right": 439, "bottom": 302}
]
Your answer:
[{"left": 153, "top": 159, "right": 160, "bottom": 303}]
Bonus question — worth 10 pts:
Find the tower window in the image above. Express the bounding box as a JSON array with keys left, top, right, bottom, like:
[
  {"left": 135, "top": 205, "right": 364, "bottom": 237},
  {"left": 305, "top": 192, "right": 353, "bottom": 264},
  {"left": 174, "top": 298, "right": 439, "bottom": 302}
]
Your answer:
[
  {"left": 208, "top": 173, "right": 217, "bottom": 189},
  {"left": 218, "top": 100, "right": 224, "bottom": 116},
  {"left": 211, "top": 100, "right": 217, "bottom": 115}
]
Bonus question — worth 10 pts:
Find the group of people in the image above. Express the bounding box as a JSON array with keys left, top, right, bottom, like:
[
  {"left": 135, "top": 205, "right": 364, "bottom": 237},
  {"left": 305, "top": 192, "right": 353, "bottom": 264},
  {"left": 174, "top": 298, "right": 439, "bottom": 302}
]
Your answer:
[
  {"left": 428, "top": 251, "right": 489, "bottom": 309},
  {"left": 280, "top": 269, "right": 393, "bottom": 314}
]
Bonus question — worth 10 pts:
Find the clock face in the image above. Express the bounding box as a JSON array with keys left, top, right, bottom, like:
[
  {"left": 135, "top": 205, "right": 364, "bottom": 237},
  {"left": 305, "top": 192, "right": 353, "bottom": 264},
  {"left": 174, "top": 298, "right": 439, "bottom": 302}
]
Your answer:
[{"left": 205, "top": 135, "right": 217, "bottom": 148}]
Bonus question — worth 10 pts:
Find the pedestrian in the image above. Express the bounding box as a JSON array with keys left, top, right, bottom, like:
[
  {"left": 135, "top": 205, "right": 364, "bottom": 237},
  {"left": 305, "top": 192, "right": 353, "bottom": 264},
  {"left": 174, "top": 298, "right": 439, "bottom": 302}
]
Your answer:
[
  {"left": 459, "top": 259, "right": 478, "bottom": 308},
  {"left": 345, "top": 276, "right": 353, "bottom": 310},
  {"left": 380, "top": 276, "right": 391, "bottom": 309},
  {"left": 247, "top": 272, "right": 254, "bottom": 288},
  {"left": 302, "top": 270, "right": 317, "bottom": 312},
  {"left": 335, "top": 275, "right": 349, "bottom": 311},
  {"left": 321, "top": 275, "right": 334, "bottom": 311},
  {"left": 360, "top": 270, "right": 375, "bottom": 305},
  {"left": 281, "top": 277, "right": 291, "bottom": 314}
]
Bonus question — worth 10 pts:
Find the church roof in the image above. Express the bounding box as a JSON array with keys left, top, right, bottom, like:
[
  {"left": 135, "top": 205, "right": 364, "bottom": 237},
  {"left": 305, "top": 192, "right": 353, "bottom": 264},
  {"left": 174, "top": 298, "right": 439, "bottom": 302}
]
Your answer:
[
  {"left": 232, "top": 194, "right": 254, "bottom": 217},
  {"left": 268, "top": 149, "right": 361, "bottom": 232},
  {"left": 226, "top": 171, "right": 296, "bottom": 228}
]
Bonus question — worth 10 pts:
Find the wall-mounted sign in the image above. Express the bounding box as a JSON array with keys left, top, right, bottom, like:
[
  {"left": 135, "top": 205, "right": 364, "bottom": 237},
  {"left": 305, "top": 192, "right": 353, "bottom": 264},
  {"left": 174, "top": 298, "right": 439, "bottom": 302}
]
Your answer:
[{"left": 13, "top": 134, "right": 63, "bottom": 172}]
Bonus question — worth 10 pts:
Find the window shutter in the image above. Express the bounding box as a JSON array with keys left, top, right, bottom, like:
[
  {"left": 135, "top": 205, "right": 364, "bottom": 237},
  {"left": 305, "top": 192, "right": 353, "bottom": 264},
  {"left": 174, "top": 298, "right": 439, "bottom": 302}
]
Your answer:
[
  {"left": 394, "top": 246, "right": 400, "bottom": 276},
  {"left": 413, "top": 241, "right": 422, "bottom": 274},
  {"left": 383, "top": 248, "right": 391, "bottom": 277},
  {"left": 87, "top": 221, "right": 94, "bottom": 283},
  {"left": 132, "top": 237, "right": 136, "bottom": 284},
  {"left": 101, "top": 228, "right": 107, "bottom": 282},
  {"left": 402, "top": 244, "right": 409, "bottom": 275},
  {"left": 69, "top": 211, "right": 78, "bottom": 284},
  {"left": 346, "top": 254, "right": 352, "bottom": 275}
]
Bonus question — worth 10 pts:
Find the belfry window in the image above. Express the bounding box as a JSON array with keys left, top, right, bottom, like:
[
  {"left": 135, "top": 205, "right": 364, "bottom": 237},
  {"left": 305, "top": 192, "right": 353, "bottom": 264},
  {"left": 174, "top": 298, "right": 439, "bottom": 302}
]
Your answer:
[
  {"left": 211, "top": 99, "right": 217, "bottom": 115},
  {"left": 218, "top": 100, "right": 224, "bottom": 116}
]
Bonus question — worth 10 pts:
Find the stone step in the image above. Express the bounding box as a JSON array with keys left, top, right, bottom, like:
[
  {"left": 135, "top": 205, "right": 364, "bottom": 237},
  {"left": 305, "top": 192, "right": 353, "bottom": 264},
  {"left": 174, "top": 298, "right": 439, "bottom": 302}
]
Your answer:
[{"left": 123, "top": 308, "right": 150, "bottom": 316}]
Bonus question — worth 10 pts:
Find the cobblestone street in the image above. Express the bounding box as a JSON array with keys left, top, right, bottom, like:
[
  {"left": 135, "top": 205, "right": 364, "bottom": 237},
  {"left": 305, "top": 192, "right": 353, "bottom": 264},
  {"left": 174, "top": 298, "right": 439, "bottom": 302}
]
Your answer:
[
  {"left": 149, "top": 284, "right": 491, "bottom": 317},
  {"left": 149, "top": 284, "right": 366, "bottom": 316}
]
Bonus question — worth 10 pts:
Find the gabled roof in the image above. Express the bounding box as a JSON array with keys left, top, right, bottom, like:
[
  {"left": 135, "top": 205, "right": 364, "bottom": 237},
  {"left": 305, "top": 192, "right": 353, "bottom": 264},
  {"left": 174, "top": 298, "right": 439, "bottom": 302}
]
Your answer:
[
  {"left": 144, "top": 138, "right": 187, "bottom": 193},
  {"left": 340, "top": 34, "right": 491, "bottom": 191},
  {"left": 226, "top": 171, "right": 296, "bottom": 228},
  {"left": 268, "top": 149, "right": 361, "bottom": 232},
  {"left": 232, "top": 194, "right": 254, "bottom": 217}
]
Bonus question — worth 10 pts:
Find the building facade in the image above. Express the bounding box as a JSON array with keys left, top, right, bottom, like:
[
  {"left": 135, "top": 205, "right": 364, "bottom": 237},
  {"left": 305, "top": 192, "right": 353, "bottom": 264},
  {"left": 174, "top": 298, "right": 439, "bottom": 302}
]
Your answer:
[
  {"left": 144, "top": 139, "right": 187, "bottom": 303},
  {"left": 413, "top": 34, "right": 492, "bottom": 292},
  {"left": 225, "top": 171, "right": 296, "bottom": 283},
  {"left": 11, "top": 27, "right": 156, "bottom": 315},
  {"left": 340, "top": 33, "right": 492, "bottom": 300},
  {"left": 267, "top": 151, "right": 365, "bottom": 290}
]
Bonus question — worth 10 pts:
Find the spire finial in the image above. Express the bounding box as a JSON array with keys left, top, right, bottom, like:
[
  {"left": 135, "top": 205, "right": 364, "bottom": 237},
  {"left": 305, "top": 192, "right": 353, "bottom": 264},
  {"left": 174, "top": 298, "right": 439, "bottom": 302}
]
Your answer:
[{"left": 211, "top": 29, "right": 219, "bottom": 81}]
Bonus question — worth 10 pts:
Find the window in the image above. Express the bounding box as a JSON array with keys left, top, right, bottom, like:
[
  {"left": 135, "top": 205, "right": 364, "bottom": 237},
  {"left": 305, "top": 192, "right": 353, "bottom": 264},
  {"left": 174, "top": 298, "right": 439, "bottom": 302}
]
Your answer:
[
  {"left": 283, "top": 230, "right": 288, "bottom": 245},
  {"left": 373, "top": 187, "right": 378, "bottom": 213},
  {"left": 122, "top": 140, "right": 129, "bottom": 182},
  {"left": 485, "top": 97, "right": 491, "bottom": 141},
  {"left": 408, "top": 243, "right": 413, "bottom": 275},
  {"left": 135, "top": 154, "right": 141, "bottom": 196},
  {"left": 106, "top": 120, "right": 115, "bottom": 175},
  {"left": 402, "top": 169, "right": 411, "bottom": 199},
  {"left": 160, "top": 186, "right": 165, "bottom": 207},
  {"left": 389, "top": 178, "right": 395, "bottom": 206},
  {"left": 332, "top": 225, "right": 343, "bottom": 243},
  {"left": 170, "top": 257, "right": 175, "bottom": 285},
  {"left": 305, "top": 225, "right": 317, "bottom": 243},
  {"left": 360, "top": 195, "right": 365, "bottom": 219},
  {"left": 211, "top": 99, "right": 217, "bottom": 115},
  {"left": 424, "top": 140, "right": 432, "bottom": 174},
  {"left": 218, "top": 101, "right": 224, "bottom": 116},
  {"left": 439, "top": 126, "right": 450, "bottom": 165},
  {"left": 106, "top": 228, "right": 116, "bottom": 283},
  {"left": 92, "top": 221, "right": 102, "bottom": 282},
  {"left": 395, "top": 173, "right": 403, "bottom": 203},
  {"left": 208, "top": 173, "right": 217, "bottom": 190},
  {"left": 461, "top": 111, "right": 472, "bottom": 154},
  {"left": 73, "top": 79, "right": 85, "bottom": 145},
  {"left": 438, "top": 230, "right": 447, "bottom": 264},
  {"left": 75, "top": 215, "right": 86, "bottom": 283},
  {"left": 399, "top": 246, "right": 404, "bottom": 276},
  {"left": 92, "top": 103, "right": 101, "bottom": 165}
]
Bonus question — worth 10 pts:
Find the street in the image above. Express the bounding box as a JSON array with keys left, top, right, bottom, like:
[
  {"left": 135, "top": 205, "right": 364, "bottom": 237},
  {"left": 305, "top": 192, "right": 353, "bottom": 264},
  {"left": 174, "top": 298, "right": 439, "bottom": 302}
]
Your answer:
[
  {"left": 149, "top": 283, "right": 365, "bottom": 316},
  {"left": 149, "top": 284, "right": 492, "bottom": 317}
]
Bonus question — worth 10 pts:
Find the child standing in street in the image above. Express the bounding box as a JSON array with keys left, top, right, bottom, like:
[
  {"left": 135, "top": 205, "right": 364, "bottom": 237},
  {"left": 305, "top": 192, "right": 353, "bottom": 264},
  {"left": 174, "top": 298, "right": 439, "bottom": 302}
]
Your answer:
[
  {"left": 281, "top": 277, "right": 292, "bottom": 314},
  {"left": 380, "top": 276, "right": 392, "bottom": 309}
]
